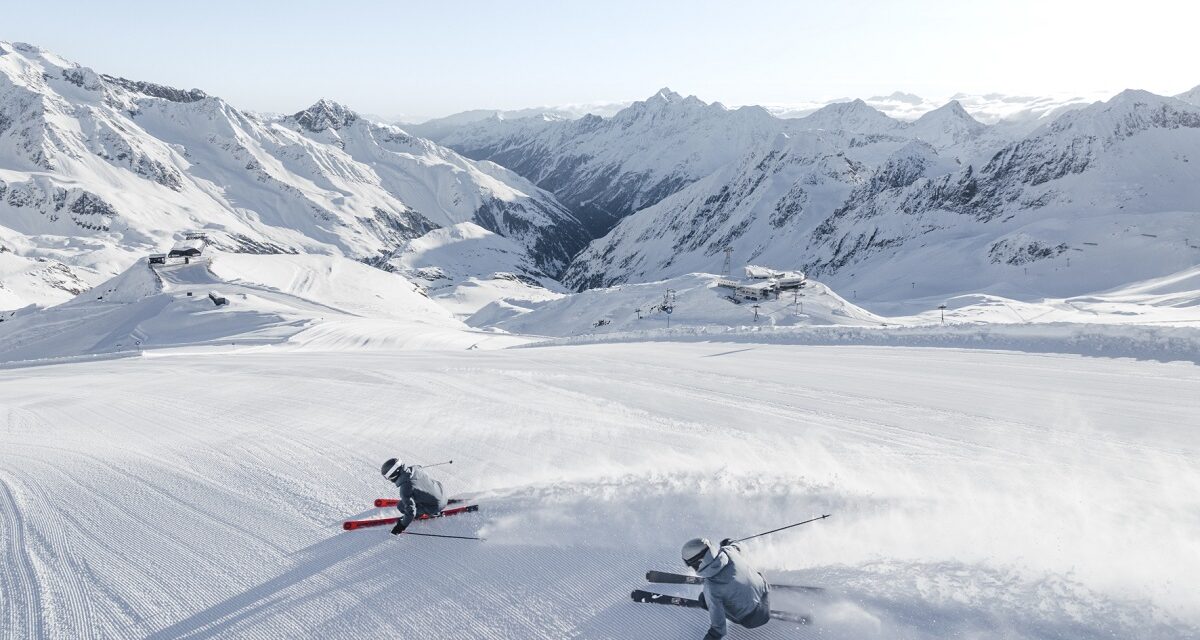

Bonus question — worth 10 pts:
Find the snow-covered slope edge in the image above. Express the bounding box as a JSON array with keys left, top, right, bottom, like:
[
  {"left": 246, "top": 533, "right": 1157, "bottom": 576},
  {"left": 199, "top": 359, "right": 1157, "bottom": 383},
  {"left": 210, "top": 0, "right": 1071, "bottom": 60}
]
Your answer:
[
  {"left": 0, "top": 252, "right": 526, "bottom": 364},
  {"left": 475, "top": 273, "right": 881, "bottom": 336},
  {"left": 518, "top": 321, "right": 1200, "bottom": 365}
]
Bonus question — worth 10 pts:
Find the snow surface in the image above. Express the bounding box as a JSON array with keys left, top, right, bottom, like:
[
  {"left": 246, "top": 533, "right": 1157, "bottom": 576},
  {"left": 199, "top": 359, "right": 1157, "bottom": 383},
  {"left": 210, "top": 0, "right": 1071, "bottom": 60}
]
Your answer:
[
  {"left": 2, "top": 247, "right": 1197, "bottom": 640},
  {"left": 473, "top": 274, "right": 882, "bottom": 337},
  {"left": 387, "top": 222, "right": 567, "bottom": 320},
  {"left": 0, "top": 251, "right": 524, "bottom": 364},
  {"left": 0, "top": 342, "right": 1196, "bottom": 639}
]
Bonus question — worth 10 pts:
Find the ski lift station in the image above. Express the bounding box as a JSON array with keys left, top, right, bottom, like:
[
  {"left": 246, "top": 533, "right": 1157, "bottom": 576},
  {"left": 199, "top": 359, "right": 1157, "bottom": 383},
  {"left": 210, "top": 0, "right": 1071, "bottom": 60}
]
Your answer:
[
  {"left": 717, "top": 265, "right": 807, "bottom": 301},
  {"left": 149, "top": 232, "right": 210, "bottom": 266},
  {"left": 167, "top": 239, "right": 205, "bottom": 258}
]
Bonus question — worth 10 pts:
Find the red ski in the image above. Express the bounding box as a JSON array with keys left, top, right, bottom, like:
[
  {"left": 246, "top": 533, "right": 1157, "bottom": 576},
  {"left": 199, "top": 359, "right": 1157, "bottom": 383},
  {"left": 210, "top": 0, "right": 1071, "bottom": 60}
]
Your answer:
[
  {"left": 374, "top": 497, "right": 464, "bottom": 508},
  {"left": 342, "top": 504, "right": 478, "bottom": 531}
]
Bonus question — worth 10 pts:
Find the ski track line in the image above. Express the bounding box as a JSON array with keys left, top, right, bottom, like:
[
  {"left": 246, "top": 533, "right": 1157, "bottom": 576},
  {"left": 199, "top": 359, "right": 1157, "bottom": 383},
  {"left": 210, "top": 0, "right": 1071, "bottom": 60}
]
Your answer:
[
  {"left": 0, "top": 471, "right": 46, "bottom": 639},
  {"left": 5, "top": 458, "right": 360, "bottom": 633},
  {"left": 3, "top": 448, "right": 254, "bottom": 624},
  {"left": 6, "top": 443, "right": 290, "bottom": 562},
  {"left": 8, "top": 463, "right": 98, "bottom": 639},
  {"left": 42, "top": 378, "right": 379, "bottom": 529},
  {"left": 2, "top": 413, "right": 109, "bottom": 638},
  {"left": 1, "top": 452, "right": 215, "bottom": 598}
]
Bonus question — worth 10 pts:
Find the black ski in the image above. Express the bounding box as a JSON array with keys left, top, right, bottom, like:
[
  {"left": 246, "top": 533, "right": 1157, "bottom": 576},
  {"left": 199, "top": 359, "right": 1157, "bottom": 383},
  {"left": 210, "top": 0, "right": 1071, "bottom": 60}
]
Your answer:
[
  {"left": 631, "top": 589, "right": 704, "bottom": 608},
  {"left": 645, "top": 570, "right": 825, "bottom": 593},
  {"left": 645, "top": 570, "right": 703, "bottom": 585},
  {"left": 631, "top": 589, "right": 811, "bottom": 625}
]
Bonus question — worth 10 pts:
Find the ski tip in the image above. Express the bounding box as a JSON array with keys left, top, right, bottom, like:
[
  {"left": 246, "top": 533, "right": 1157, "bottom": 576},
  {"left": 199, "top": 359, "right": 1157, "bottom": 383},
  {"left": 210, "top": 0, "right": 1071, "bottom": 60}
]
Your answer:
[
  {"left": 342, "top": 522, "right": 356, "bottom": 531},
  {"left": 630, "top": 589, "right": 648, "bottom": 602}
]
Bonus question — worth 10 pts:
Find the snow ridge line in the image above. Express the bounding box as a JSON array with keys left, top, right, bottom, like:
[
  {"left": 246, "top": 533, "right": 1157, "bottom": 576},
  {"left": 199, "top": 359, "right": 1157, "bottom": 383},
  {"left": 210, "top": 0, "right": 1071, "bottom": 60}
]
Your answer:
[{"left": 514, "top": 322, "right": 1200, "bottom": 364}]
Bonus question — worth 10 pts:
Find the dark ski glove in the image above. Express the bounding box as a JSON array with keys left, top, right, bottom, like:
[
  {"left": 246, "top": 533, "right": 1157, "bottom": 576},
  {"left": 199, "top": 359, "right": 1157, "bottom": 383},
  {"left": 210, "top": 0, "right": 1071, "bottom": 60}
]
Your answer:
[
  {"left": 390, "top": 520, "right": 407, "bottom": 535},
  {"left": 719, "top": 538, "right": 732, "bottom": 547}
]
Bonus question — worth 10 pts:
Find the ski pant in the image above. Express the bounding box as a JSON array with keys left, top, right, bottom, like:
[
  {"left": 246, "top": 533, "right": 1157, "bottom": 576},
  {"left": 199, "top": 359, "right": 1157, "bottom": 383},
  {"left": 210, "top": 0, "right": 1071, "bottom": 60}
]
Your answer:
[{"left": 699, "top": 591, "right": 770, "bottom": 631}]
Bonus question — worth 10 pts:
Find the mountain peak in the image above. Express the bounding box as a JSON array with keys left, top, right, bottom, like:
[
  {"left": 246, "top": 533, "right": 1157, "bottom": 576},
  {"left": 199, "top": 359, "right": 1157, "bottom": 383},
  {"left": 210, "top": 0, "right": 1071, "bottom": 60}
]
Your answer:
[
  {"left": 918, "top": 99, "right": 977, "bottom": 123},
  {"left": 1176, "top": 84, "right": 1200, "bottom": 107},
  {"left": 877, "top": 91, "right": 924, "bottom": 105},
  {"left": 293, "top": 98, "right": 358, "bottom": 132},
  {"left": 1087, "top": 89, "right": 1188, "bottom": 117},
  {"left": 651, "top": 87, "right": 683, "bottom": 102},
  {"left": 824, "top": 98, "right": 876, "bottom": 113},
  {"left": 944, "top": 99, "right": 971, "bottom": 116},
  {"left": 102, "top": 75, "right": 208, "bottom": 103},
  {"left": 1109, "top": 88, "right": 1161, "bottom": 104},
  {"left": 1038, "top": 87, "right": 1200, "bottom": 142},
  {"left": 799, "top": 98, "right": 897, "bottom": 133}
]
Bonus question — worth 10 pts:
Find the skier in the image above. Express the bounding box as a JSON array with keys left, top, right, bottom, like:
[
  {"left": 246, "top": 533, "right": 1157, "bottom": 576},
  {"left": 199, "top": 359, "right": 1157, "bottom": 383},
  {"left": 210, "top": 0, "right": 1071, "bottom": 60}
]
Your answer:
[
  {"left": 380, "top": 458, "right": 448, "bottom": 535},
  {"left": 681, "top": 537, "right": 770, "bottom": 639}
]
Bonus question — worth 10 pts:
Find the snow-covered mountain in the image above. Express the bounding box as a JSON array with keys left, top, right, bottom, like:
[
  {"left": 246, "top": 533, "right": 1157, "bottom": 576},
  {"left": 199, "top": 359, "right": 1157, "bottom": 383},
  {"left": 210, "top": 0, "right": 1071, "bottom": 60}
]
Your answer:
[
  {"left": 563, "top": 90, "right": 1200, "bottom": 302},
  {"left": 561, "top": 130, "right": 900, "bottom": 289},
  {"left": 1177, "top": 84, "right": 1200, "bottom": 107},
  {"left": 383, "top": 221, "right": 568, "bottom": 319},
  {"left": 403, "top": 101, "right": 630, "bottom": 141},
  {"left": 792, "top": 99, "right": 904, "bottom": 134},
  {"left": 434, "top": 88, "right": 785, "bottom": 237},
  {"left": 760, "top": 90, "right": 1108, "bottom": 128},
  {"left": 799, "top": 90, "right": 1200, "bottom": 300},
  {"left": 431, "top": 89, "right": 1023, "bottom": 242},
  {"left": 0, "top": 41, "right": 584, "bottom": 310}
]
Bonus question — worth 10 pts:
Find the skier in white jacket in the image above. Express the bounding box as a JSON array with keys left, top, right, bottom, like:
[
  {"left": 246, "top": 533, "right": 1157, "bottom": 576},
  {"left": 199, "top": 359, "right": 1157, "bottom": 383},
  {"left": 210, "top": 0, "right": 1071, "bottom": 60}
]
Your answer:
[{"left": 682, "top": 537, "right": 770, "bottom": 639}]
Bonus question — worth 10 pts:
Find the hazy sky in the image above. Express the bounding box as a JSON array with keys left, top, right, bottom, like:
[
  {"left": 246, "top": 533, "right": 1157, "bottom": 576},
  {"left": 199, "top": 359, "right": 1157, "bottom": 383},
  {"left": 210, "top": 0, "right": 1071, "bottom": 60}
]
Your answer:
[{"left": 9, "top": 0, "right": 1199, "bottom": 120}]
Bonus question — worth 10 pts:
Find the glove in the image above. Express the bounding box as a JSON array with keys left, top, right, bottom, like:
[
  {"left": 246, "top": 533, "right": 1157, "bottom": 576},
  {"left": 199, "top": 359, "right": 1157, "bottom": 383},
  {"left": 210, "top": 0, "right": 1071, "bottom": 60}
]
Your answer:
[
  {"left": 703, "top": 629, "right": 723, "bottom": 640},
  {"left": 719, "top": 538, "right": 732, "bottom": 547},
  {"left": 390, "top": 520, "right": 407, "bottom": 536}
]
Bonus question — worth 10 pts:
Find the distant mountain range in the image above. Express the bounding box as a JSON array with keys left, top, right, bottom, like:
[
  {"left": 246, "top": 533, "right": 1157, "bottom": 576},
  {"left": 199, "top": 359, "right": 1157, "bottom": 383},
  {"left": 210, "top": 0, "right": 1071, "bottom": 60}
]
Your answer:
[
  {"left": 425, "top": 86, "right": 1200, "bottom": 301},
  {"left": 2, "top": 39, "right": 1197, "bottom": 312}
]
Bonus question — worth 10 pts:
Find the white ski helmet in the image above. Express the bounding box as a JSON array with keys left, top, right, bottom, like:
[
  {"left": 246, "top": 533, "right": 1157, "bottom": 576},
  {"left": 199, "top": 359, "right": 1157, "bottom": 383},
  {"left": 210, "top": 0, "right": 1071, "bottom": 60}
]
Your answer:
[
  {"left": 681, "top": 537, "right": 715, "bottom": 570},
  {"left": 381, "top": 458, "right": 404, "bottom": 480}
]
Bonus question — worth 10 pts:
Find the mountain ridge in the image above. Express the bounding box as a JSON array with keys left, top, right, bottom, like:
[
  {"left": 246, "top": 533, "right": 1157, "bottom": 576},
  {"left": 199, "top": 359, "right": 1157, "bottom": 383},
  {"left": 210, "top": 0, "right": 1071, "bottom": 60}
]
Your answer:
[{"left": 0, "top": 40, "right": 585, "bottom": 309}]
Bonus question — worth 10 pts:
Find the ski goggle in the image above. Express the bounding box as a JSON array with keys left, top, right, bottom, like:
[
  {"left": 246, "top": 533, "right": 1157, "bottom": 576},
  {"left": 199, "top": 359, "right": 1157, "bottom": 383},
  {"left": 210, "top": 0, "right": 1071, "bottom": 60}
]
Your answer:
[
  {"left": 684, "top": 549, "right": 707, "bottom": 571},
  {"left": 386, "top": 464, "right": 408, "bottom": 482}
]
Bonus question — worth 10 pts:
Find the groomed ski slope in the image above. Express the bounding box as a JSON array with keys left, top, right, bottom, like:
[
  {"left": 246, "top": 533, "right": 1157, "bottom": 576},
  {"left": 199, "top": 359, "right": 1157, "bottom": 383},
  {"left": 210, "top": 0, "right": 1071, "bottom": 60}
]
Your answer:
[{"left": 1, "top": 343, "right": 1197, "bottom": 639}]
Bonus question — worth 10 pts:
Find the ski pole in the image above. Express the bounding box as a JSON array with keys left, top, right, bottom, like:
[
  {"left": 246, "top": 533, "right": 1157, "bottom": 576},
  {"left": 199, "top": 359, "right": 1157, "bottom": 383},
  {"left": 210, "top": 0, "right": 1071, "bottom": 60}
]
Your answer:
[
  {"left": 732, "top": 514, "right": 831, "bottom": 544},
  {"left": 416, "top": 460, "right": 454, "bottom": 469},
  {"left": 403, "top": 531, "right": 482, "bottom": 541}
]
